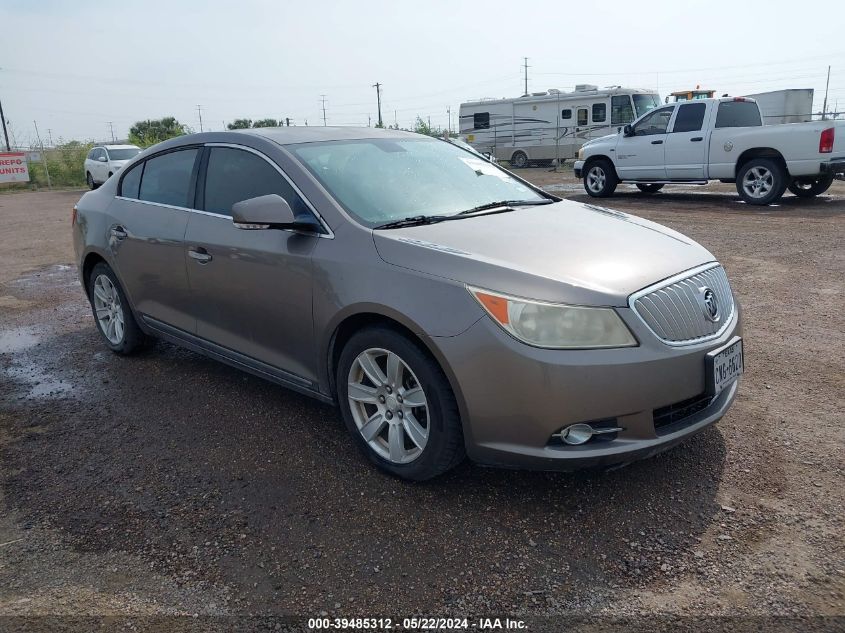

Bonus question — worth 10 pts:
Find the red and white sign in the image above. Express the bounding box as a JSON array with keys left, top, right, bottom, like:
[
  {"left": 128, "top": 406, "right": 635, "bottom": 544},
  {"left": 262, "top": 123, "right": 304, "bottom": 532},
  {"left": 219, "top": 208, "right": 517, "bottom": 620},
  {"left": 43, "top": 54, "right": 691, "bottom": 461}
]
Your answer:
[{"left": 0, "top": 152, "right": 30, "bottom": 183}]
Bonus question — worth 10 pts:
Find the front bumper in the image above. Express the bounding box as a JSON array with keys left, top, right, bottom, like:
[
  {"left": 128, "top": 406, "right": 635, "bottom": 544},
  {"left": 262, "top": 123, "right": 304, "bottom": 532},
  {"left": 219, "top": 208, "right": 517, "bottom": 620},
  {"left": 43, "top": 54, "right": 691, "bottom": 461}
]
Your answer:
[
  {"left": 821, "top": 158, "right": 845, "bottom": 179},
  {"left": 434, "top": 303, "right": 742, "bottom": 471},
  {"left": 574, "top": 160, "right": 585, "bottom": 178}
]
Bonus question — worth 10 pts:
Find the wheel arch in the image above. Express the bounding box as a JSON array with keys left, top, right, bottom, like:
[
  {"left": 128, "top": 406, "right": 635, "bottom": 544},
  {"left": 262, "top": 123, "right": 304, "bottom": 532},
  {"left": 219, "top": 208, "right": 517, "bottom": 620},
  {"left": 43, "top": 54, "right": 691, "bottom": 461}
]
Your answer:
[
  {"left": 582, "top": 154, "right": 618, "bottom": 178},
  {"left": 81, "top": 250, "right": 109, "bottom": 298},
  {"left": 323, "top": 307, "right": 471, "bottom": 438},
  {"left": 735, "top": 147, "right": 788, "bottom": 177}
]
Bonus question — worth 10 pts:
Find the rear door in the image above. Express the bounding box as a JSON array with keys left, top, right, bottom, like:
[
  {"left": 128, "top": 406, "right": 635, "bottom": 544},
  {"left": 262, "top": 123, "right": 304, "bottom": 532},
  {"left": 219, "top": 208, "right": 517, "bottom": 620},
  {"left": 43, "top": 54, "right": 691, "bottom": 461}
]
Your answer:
[
  {"left": 184, "top": 144, "right": 323, "bottom": 383},
  {"left": 109, "top": 147, "right": 198, "bottom": 332},
  {"left": 614, "top": 105, "right": 675, "bottom": 179},
  {"left": 93, "top": 148, "right": 109, "bottom": 182},
  {"left": 665, "top": 102, "right": 710, "bottom": 179}
]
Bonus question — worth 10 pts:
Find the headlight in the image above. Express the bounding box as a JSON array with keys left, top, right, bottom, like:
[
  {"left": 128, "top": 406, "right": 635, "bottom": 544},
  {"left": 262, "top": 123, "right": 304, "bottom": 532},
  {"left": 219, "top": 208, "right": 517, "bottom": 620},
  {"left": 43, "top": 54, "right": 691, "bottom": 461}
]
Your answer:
[
  {"left": 468, "top": 286, "right": 637, "bottom": 349},
  {"left": 577, "top": 148, "right": 585, "bottom": 160}
]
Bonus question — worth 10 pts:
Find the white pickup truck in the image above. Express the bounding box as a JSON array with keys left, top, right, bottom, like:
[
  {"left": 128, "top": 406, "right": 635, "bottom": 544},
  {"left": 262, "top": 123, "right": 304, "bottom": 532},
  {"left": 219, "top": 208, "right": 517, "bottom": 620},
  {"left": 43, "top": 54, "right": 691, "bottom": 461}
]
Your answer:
[{"left": 573, "top": 97, "right": 845, "bottom": 205}]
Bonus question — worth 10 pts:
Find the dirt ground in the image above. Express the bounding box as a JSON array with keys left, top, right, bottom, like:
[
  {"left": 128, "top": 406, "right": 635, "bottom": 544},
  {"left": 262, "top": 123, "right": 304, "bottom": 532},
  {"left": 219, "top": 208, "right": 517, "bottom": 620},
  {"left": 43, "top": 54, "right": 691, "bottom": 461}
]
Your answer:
[{"left": 1, "top": 173, "right": 843, "bottom": 631}]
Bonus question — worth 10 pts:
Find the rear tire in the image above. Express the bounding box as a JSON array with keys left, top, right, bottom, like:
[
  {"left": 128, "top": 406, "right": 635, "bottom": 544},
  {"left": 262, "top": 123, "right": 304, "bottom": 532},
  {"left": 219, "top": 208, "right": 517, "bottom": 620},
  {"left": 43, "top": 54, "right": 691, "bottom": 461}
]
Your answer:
[
  {"left": 583, "top": 159, "right": 618, "bottom": 198},
  {"left": 337, "top": 326, "right": 465, "bottom": 481},
  {"left": 636, "top": 183, "right": 664, "bottom": 194},
  {"left": 87, "top": 263, "right": 147, "bottom": 354},
  {"left": 787, "top": 174, "right": 834, "bottom": 198},
  {"left": 511, "top": 151, "right": 528, "bottom": 169},
  {"left": 736, "top": 158, "right": 787, "bottom": 205}
]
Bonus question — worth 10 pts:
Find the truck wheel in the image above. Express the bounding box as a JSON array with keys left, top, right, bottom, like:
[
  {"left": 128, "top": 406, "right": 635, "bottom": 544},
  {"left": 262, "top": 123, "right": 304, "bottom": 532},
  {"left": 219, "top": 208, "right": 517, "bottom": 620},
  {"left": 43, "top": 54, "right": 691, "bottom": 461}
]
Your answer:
[
  {"left": 787, "top": 174, "right": 834, "bottom": 198},
  {"left": 736, "top": 158, "right": 787, "bottom": 205},
  {"left": 511, "top": 151, "right": 528, "bottom": 168},
  {"left": 636, "top": 184, "right": 664, "bottom": 194},
  {"left": 583, "top": 159, "right": 618, "bottom": 198}
]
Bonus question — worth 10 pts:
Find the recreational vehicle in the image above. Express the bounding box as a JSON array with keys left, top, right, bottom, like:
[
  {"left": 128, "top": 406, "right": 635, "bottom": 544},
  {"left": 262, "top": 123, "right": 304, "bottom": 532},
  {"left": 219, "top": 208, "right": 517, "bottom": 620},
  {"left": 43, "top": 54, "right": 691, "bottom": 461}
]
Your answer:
[{"left": 459, "top": 86, "right": 660, "bottom": 166}]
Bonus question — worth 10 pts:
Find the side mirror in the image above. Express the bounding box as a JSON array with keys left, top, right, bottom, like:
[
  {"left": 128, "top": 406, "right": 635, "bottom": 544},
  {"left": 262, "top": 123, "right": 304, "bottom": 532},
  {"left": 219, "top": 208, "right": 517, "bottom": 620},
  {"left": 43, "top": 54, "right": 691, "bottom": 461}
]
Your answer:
[
  {"left": 98, "top": 156, "right": 107, "bottom": 162},
  {"left": 232, "top": 194, "right": 320, "bottom": 232},
  {"left": 622, "top": 124, "right": 633, "bottom": 137}
]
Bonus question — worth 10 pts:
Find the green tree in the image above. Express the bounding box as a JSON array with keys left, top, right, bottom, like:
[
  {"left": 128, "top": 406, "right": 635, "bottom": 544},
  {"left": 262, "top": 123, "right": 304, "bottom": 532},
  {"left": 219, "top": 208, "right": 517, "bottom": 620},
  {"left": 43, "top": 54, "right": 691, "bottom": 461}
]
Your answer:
[
  {"left": 227, "top": 119, "right": 252, "bottom": 130},
  {"left": 252, "top": 118, "right": 279, "bottom": 128},
  {"left": 128, "top": 117, "right": 189, "bottom": 147}
]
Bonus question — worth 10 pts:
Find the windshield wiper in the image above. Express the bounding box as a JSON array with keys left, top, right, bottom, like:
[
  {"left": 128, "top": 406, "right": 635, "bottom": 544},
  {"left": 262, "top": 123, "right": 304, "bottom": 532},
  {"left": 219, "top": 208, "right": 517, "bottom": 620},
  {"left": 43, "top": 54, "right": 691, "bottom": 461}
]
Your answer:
[
  {"left": 456, "top": 199, "right": 554, "bottom": 215},
  {"left": 373, "top": 215, "right": 452, "bottom": 230}
]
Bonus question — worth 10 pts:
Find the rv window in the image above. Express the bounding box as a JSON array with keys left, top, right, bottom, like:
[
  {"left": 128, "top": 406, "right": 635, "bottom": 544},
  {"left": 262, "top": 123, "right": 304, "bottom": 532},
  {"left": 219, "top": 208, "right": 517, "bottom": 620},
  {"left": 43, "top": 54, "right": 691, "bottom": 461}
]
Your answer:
[
  {"left": 611, "top": 96, "right": 634, "bottom": 125},
  {"left": 577, "top": 108, "right": 588, "bottom": 126},
  {"left": 592, "top": 103, "right": 606, "bottom": 123},
  {"left": 561, "top": 109, "right": 572, "bottom": 120},
  {"left": 473, "top": 112, "right": 490, "bottom": 130},
  {"left": 672, "top": 102, "right": 706, "bottom": 133}
]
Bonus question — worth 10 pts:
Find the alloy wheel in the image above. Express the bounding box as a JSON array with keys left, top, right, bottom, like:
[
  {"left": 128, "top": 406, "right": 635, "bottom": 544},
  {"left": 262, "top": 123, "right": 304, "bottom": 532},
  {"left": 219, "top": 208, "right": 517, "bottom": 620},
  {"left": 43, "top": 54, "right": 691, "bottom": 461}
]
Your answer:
[
  {"left": 742, "top": 166, "right": 774, "bottom": 199},
  {"left": 92, "top": 274, "right": 125, "bottom": 345},
  {"left": 347, "top": 347, "right": 429, "bottom": 464},
  {"left": 587, "top": 165, "right": 606, "bottom": 193}
]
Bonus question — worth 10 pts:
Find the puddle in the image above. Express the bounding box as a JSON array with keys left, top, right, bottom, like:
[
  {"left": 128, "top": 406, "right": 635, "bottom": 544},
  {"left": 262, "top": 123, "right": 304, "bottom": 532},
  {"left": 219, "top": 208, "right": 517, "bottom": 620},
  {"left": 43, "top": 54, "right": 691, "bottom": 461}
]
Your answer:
[
  {"left": 3, "top": 360, "right": 73, "bottom": 399},
  {"left": 0, "top": 328, "right": 41, "bottom": 354}
]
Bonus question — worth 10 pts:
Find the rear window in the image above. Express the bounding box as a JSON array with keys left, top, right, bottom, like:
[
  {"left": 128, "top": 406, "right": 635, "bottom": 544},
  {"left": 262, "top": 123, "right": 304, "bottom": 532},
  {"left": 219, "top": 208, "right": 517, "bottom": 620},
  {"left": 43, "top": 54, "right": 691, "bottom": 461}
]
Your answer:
[
  {"left": 715, "top": 101, "right": 762, "bottom": 128},
  {"left": 138, "top": 148, "right": 198, "bottom": 208}
]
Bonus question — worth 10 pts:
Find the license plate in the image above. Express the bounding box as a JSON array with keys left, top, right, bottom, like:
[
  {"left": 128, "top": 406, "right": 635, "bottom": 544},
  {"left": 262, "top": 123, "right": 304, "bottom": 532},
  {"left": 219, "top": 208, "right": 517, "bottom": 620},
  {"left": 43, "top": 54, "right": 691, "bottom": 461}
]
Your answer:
[{"left": 706, "top": 337, "right": 744, "bottom": 396}]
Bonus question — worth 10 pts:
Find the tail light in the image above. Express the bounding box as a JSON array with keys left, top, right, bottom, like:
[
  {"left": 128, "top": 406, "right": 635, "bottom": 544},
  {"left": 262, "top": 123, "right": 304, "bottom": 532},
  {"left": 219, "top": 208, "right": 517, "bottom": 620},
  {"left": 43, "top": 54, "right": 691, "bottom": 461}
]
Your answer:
[
  {"left": 72, "top": 205, "right": 78, "bottom": 225},
  {"left": 820, "top": 128, "right": 835, "bottom": 153}
]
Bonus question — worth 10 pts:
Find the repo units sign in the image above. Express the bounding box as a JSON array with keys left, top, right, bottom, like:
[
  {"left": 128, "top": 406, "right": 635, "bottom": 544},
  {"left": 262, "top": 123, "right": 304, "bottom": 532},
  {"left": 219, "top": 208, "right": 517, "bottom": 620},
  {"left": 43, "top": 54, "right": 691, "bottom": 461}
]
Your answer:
[{"left": 0, "top": 152, "right": 30, "bottom": 183}]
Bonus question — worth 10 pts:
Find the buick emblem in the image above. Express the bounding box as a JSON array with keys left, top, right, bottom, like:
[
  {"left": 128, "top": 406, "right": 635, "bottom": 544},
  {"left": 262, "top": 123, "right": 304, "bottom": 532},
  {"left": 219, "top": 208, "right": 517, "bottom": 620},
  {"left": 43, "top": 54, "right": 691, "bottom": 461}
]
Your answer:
[{"left": 700, "top": 287, "right": 719, "bottom": 322}]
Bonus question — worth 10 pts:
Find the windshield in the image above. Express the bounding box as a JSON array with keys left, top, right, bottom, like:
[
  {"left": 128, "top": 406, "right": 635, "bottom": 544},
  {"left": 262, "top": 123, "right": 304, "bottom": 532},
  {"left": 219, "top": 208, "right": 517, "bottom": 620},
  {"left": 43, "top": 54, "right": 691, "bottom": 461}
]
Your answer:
[
  {"left": 633, "top": 94, "right": 660, "bottom": 117},
  {"left": 292, "top": 138, "right": 546, "bottom": 227},
  {"left": 106, "top": 148, "right": 140, "bottom": 160}
]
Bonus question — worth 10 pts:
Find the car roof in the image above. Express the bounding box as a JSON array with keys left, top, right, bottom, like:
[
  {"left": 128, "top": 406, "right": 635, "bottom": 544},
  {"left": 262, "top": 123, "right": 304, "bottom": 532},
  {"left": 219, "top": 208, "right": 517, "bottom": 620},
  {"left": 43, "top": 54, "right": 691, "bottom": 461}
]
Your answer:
[{"left": 233, "top": 126, "right": 422, "bottom": 145}]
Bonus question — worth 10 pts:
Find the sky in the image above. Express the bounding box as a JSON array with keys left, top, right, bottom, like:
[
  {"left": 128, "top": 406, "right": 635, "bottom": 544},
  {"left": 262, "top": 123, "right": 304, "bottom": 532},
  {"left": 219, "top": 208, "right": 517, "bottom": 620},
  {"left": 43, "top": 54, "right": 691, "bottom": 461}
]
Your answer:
[{"left": 1, "top": 0, "right": 844, "bottom": 146}]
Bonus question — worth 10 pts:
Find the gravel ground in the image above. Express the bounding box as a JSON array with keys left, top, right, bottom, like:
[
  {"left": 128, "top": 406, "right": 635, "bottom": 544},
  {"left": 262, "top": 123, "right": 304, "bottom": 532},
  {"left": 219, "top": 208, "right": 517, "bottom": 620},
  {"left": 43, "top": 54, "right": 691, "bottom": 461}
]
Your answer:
[{"left": 0, "top": 175, "right": 843, "bottom": 631}]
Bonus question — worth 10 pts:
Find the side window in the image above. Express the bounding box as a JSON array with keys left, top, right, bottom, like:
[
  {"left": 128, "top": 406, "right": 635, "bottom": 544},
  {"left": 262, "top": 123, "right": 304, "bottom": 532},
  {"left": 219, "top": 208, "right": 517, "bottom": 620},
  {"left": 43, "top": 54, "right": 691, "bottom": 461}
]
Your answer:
[
  {"left": 592, "top": 103, "right": 606, "bottom": 123},
  {"left": 561, "top": 109, "right": 572, "bottom": 120},
  {"left": 203, "top": 147, "right": 312, "bottom": 221},
  {"left": 715, "top": 101, "right": 762, "bottom": 128},
  {"left": 673, "top": 103, "right": 706, "bottom": 133},
  {"left": 138, "top": 148, "right": 199, "bottom": 208},
  {"left": 577, "top": 108, "right": 588, "bottom": 126},
  {"left": 119, "top": 162, "right": 143, "bottom": 199},
  {"left": 633, "top": 106, "right": 674, "bottom": 136},
  {"left": 473, "top": 112, "right": 490, "bottom": 130},
  {"left": 87, "top": 149, "right": 96, "bottom": 160},
  {"left": 611, "top": 95, "right": 634, "bottom": 125}
]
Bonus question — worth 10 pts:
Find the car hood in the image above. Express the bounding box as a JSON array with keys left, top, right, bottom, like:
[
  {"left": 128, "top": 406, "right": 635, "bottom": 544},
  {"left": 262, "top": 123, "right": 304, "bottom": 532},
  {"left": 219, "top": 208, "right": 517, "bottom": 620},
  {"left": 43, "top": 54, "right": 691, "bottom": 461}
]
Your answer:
[
  {"left": 372, "top": 200, "right": 715, "bottom": 306},
  {"left": 583, "top": 133, "right": 617, "bottom": 147},
  {"left": 110, "top": 160, "right": 130, "bottom": 169}
]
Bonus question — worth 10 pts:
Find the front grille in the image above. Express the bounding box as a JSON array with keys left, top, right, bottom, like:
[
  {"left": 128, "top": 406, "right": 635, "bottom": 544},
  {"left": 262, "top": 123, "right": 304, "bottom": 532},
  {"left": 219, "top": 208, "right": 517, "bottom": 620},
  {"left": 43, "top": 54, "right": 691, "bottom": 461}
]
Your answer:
[
  {"left": 653, "top": 393, "right": 714, "bottom": 435},
  {"left": 631, "top": 264, "right": 734, "bottom": 345}
]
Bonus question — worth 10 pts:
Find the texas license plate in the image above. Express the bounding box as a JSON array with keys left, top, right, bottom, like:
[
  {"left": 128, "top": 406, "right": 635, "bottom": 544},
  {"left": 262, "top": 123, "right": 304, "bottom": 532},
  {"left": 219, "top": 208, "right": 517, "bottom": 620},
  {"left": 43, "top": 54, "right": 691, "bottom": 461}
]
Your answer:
[{"left": 706, "top": 337, "right": 744, "bottom": 396}]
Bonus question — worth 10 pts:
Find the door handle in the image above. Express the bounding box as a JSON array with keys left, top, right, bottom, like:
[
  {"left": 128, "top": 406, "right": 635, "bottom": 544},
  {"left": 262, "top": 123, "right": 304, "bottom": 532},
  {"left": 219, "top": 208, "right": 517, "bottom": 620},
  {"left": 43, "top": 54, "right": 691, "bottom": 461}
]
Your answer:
[
  {"left": 110, "top": 226, "right": 127, "bottom": 240},
  {"left": 651, "top": 140, "right": 663, "bottom": 145},
  {"left": 690, "top": 137, "right": 703, "bottom": 142},
  {"left": 188, "top": 247, "right": 213, "bottom": 264}
]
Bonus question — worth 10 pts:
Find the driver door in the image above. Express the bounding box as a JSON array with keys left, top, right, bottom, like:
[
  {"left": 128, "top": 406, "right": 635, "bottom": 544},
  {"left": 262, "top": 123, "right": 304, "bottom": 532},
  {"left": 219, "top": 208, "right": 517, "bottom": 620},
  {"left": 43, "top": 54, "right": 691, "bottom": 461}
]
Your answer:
[{"left": 614, "top": 105, "right": 676, "bottom": 180}]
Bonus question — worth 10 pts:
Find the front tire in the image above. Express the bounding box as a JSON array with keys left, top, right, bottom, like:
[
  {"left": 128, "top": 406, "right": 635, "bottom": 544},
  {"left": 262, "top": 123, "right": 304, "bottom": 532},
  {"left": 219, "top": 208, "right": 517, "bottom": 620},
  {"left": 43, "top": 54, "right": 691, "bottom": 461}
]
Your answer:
[
  {"left": 337, "top": 326, "right": 464, "bottom": 480},
  {"left": 787, "top": 174, "right": 834, "bottom": 198},
  {"left": 736, "top": 158, "right": 787, "bottom": 205},
  {"left": 87, "top": 263, "right": 147, "bottom": 354},
  {"left": 583, "top": 159, "right": 618, "bottom": 197},
  {"left": 511, "top": 151, "right": 528, "bottom": 169},
  {"left": 86, "top": 172, "right": 97, "bottom": 190},
  {"left": 636, "top": 183, "right": 664, "bottom": 194}
]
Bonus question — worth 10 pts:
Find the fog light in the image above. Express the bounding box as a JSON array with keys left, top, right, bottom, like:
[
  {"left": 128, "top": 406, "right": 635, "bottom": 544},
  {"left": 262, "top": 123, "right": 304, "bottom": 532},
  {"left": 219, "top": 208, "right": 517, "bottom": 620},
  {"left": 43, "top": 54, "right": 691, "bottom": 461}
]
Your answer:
[{"left": 560, "top": 423, "right": 595, "bottom": 445}]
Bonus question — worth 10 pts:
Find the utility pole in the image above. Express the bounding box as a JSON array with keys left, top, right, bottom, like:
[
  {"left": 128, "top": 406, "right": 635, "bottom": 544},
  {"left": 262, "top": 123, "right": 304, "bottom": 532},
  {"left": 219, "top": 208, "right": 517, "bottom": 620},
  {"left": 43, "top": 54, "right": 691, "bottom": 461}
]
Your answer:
[
  {"left": 196, "top": 105, "right": 204, "bottom": 132},
  {"left": 446, "top": 106, "right": 451, "bottom": 135},
  {"left": 0, "top": 95, "right": 10, "bottom": 151},
  {"left": 394, "top": 110, "right": 398, "bottom": 128},
  {"left": 47, "top": 129, "right": 53, "bottom": 147},
  {"left": 320, "top": 94, "right": 328, "bottom": 126},
  {"left": 373, "top": 82, "right": 383, "bottom": 128},
  {"left": 108, "top": 121, "right": 115, "bottom": 142},
  {"left": 33, "top": 120, "right": 52, "bottom": 189},
  {"left": 523, "top": 57, "right": 529, "bottom": 96},
  {"left": 822, "top": 65, "right": 831, "bottom": 120}
]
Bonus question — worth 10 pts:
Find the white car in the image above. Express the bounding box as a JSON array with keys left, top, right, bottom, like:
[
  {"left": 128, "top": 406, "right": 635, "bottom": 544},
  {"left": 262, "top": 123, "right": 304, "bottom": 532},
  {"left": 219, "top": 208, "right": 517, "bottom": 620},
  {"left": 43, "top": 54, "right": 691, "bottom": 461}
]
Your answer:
[
  {"left": 84, "top": 144, "right": 141, "bottom": 189},
  {"left": 574, "top": 97, "right": 844, "bottom": 205}
]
